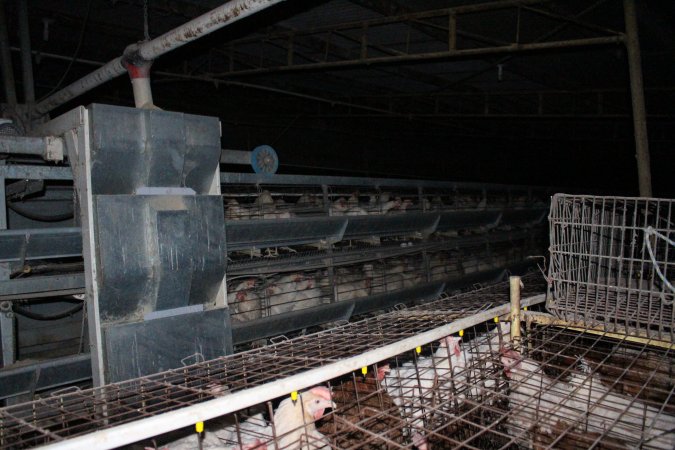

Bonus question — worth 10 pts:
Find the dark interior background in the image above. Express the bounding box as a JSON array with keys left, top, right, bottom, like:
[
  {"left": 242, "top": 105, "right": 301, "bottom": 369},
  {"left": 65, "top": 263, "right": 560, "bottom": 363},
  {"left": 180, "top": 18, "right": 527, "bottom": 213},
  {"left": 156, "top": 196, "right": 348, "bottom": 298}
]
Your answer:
[{"left": 3, "top": 0, "right": 674, "bottom": 195}]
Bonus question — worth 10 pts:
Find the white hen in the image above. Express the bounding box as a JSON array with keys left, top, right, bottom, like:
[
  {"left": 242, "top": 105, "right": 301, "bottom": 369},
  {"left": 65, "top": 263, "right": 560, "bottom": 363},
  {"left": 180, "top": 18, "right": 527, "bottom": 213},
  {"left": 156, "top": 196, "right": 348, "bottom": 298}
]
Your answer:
[
  {"left": 501, "top": 350, "right": 675, "bottom": 449},
  {"left": 384, "top": 336, "right": 466, "bottom": 450}
]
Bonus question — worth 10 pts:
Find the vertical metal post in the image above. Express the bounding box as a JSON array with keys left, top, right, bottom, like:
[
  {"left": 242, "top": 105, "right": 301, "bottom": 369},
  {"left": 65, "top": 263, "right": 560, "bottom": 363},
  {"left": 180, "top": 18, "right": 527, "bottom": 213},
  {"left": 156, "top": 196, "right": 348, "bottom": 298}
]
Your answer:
[
  {"left": 448, "top": 13, "right": 457, "bottom": 50},
  {"left": 0, "top": 159, "right": 15, "bottom": 368},
  {"left": 0, "top": 1, "right": 18, "bottom": 106},
  {"left": 17, "top": 0, "right": 35, "bottom": 105},
  {"left": 509, "top": 276, "right": 521, "bottom": 351},
  {"left": 287, "top": 34, "right": 294, "bottom": 66},
  {"left": 360, "top": 25, "right": 368, "bottom": 59},
  {"left": 623, "top": 0, "right": 652, "bottom": 197},
  {"left": 321, "top": 184, "right": 338, "bottom": 303}
]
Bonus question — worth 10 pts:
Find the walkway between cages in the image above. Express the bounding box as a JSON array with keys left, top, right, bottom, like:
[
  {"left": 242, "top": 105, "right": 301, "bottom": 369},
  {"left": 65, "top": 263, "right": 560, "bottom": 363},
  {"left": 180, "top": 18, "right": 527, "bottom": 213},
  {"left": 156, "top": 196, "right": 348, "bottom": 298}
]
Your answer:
[{"left": 0, "top": 275, "right": 545, "bottom": 449}]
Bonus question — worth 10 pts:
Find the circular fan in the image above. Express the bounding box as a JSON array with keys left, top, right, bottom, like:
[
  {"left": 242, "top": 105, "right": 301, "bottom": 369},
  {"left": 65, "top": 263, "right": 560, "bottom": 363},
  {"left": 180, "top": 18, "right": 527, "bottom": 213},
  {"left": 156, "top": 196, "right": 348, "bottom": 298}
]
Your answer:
[{"left": 250, "top": 145, "right": 279, "bottom": 174}]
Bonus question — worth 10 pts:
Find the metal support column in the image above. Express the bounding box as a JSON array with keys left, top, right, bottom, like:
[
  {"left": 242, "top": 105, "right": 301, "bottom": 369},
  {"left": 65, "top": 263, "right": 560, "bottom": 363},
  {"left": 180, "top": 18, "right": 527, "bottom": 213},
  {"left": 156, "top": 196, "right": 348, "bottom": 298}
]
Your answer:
[
  {"left": 17, "top": 0, "right": 35, "bottom": 105},
  {"left": 0, "top": 159, "right": 15, "bottom": 368},
  {"left": 0, "top": 1, "right": 17, "bottom": 106},
  {"left": 509, "top": 275, "right": 521, "bottom": 351},
  {"left": 623, "top": 0, "right": 652, "bottom": 197}
]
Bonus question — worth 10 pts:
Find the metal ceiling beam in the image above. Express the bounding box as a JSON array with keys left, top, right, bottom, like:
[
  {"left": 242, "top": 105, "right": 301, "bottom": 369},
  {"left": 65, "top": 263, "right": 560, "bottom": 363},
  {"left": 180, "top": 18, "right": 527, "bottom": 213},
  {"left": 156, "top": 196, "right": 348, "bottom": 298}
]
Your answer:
[
  {"left": 229, "top": 0, "right": 550, "bottom": 46},
  {"left": 433, "top": 0, "right": 612, "bottom": 93},
  {"left": 33, "top": 0, "right": 288, "bottom": 117},
  {"left": 211, "top": 35, "right": 624, "bottom": 77}
]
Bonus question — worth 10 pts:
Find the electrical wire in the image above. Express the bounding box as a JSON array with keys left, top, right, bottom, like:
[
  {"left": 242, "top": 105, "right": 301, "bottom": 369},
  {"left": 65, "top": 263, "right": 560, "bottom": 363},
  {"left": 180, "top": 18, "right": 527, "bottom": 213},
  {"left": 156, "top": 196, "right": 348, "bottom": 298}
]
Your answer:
[
  {"left": 37, "top": 0, "right": 94, "bottom": 102},
  {"left": 13, "top": 302, "right": 84, "bottom": 321},
  {"left": 643, "top": 226, "right": 675, "bottom": 304}
]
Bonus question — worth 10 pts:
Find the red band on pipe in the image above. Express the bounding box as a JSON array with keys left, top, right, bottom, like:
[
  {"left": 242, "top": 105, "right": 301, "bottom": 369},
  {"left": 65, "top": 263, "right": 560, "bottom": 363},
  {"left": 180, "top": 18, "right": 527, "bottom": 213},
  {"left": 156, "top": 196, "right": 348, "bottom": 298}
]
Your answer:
[{"left": 124, "top": 61, "right": 152, "bottom": 79}]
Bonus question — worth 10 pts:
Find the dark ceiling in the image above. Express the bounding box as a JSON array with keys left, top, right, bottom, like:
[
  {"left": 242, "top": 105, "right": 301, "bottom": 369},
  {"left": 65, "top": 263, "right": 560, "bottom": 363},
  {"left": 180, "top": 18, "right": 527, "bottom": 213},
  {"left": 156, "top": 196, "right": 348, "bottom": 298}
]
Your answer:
[{"left": 3, "top": 0, "right": 674, "bottom": 195}]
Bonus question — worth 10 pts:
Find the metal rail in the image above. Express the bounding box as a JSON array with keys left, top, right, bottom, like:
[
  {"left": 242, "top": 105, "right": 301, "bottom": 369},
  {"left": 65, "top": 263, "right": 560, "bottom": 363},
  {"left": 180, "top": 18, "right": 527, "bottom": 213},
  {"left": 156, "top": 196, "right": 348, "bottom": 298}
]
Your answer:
[{"left": 0, "top": 275, "right": 546, "bottom": 449}]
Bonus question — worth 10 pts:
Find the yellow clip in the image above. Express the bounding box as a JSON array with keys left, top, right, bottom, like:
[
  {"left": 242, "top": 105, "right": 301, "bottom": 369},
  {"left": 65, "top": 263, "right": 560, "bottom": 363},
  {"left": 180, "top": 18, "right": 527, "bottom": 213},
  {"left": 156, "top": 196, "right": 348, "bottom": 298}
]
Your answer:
[
  {"left": 361, "top": 366, "right": 367, "bottom": 375},
  {"left": 524, "top": 306, "right": 528, "bottom": 311},
  {"left": 416, "top": 346, "right": 422, "bottom": 354},
  {"left": 494, "top": 316, "right": 499, "bottom": 323},
  {"left": 459, "top": 329, "right": 464, "bottom": 337},
  {"left": 291, "top": 391, "right": 298, "bottom": 401},
  {"left": 195, "top": 422, "right": 204, "bottom": 433}
]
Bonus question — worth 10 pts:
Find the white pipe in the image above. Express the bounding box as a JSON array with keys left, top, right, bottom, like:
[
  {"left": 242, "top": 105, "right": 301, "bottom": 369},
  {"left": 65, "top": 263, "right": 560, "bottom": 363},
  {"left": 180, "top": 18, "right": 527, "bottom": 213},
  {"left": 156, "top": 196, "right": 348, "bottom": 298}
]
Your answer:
[
  {"left": 130, "top": 78, "right": 154, "bottom": 108},
  {"left": 34, "top": 0, "right": 287, "bottom": 117},
  {"left": 41, "top": 293, "right": 545, "bottom": 450}
]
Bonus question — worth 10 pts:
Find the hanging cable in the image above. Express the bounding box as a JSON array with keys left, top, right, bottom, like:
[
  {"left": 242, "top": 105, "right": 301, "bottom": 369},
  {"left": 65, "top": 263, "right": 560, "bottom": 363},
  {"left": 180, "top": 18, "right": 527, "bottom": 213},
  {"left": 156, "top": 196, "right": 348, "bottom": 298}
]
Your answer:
[
  {"left": 143, "top": 0, "right": 151, "bottom": 41},
  {"left": 37, "top": 0, "right": 94, "bottom": 102},
  {"left": 643, "top": 226, "right": 675, "bottom": 304}
]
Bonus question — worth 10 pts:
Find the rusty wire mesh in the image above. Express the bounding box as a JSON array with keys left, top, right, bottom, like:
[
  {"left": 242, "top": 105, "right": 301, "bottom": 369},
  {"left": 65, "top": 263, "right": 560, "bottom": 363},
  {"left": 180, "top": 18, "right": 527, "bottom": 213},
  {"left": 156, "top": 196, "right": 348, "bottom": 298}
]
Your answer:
[
  {"left": 547, "top": 194, "right": 675, "bottom": 341},
  {"left": 0, "top": 274, "right": 544, "bottom": 449},
  {"left": 5, "top": 270, "right": 671, "bottom": 450},
  {"left": 136, "top": 318, "right": 674, "bottom": 450}
]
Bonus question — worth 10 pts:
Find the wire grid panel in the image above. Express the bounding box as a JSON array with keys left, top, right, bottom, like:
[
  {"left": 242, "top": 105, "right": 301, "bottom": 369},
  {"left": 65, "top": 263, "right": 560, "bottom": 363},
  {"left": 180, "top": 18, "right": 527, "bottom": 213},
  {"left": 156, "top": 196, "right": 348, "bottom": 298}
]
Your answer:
[
  {"left": 218, "top": 321, "right": 675, "bottom": 450},
  {"left": 547, "top": 194, "right": 675, "bottom": 341},
  {"left": 207, "top": 321, "right": 673, "bottom": 450},
  {"left": 0, "top": 274, "right": 545, "bottom": 449}
]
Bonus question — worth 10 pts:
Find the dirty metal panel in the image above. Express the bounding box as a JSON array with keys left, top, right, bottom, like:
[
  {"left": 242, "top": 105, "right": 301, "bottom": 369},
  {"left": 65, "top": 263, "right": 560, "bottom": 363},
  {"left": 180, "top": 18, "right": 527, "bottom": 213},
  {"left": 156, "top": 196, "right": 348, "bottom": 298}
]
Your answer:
[
  {"left": 103, "top": 308, "right": 232, "bottom": 383},
  {"left": 343, "top": 213, "right": 439, "bottom": 240},
  {"left": 0, "top": 353, "right": 91, "bottom": 400},
  {"left": 226, "top": 216, "right": 347, "bottom": 251},
  {"left": 87, "top": 104, "right": 221, "bottom": 195},
  {"left": 0, "top": 227, "right": 82, "bottom": 262},
  {"left": 351, "top": 282, "right": 445, "bottom": 315},
  {"left": 500, "top": 207, "right": 547, "bottom": 227},
  {"left": 436, "top": 210, "right": 502, "bottom": 231},
  {"left": 231, "top": 302, "right": 355, "bottom": 344},
  {"left": 95, "top": 195, "right": 226, "bottom": 321}
]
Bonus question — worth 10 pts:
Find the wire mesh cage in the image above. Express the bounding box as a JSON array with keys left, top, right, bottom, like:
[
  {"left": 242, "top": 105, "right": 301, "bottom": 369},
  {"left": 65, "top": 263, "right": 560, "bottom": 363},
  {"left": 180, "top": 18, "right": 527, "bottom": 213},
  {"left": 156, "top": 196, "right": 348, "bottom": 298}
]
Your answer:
[
  {"left": 132, "top": 318, "right": 673, "bottom": 450},
  {"left": 547, "top": 194, "right": 675, "bottom": 342},
  {"left": 0, "top": 275, "right": 546, "bottom": 449}
]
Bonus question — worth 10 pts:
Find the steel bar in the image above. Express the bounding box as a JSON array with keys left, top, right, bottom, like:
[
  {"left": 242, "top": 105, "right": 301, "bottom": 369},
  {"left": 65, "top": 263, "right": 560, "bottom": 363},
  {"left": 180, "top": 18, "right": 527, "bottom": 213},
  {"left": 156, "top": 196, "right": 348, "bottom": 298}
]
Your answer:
[
  {"left": 0, "top": 264, "right": 13, "bottom": 368},
  {"left": 16, "top": 0, "right": 35, "bottom": 105},
  {"left": 523, "top": 311, "right": 675, "bottom": 350},
  {"left": 623, "top": 0, "right": 652, "bottom": 196},
  {"left": 33, "top": 0, "right": 287, "bottom": 116},
  {"left": 0, "top": 274, "right": 85, "bottom": 300},
  {"left": 228, "top": 0, "right": 548, "bottom": 46},
  {"left": 221, "top": 149, "right": 252, "bottom": 165},
  {"left": 220, "top": 171, "right": 558, "bottom": 192},
  {"left": 215, "top": 36, "right": 624, "bottom": 77},
  {"left": 509, "top": 276, "right": 521, "bottom": 350},
  {"left": 0, "top": 1, "right": 17, "bottom": 106},
  {"left": 0, "top": 135, "right": 50, "bottom": 156},
  {"left": 0, "top": 164, "right": 72, "bottom": 180}
]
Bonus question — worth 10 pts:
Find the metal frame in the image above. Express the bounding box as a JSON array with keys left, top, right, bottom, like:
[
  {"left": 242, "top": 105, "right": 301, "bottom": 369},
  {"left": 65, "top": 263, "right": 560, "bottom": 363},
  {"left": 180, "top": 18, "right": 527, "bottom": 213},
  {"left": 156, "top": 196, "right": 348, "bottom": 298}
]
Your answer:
[
  {"left": 547, "top": 194, "right": 674, "bottom": 342},
  {"left": 0, "top": 275, "right": 547, "bottom": 449}
]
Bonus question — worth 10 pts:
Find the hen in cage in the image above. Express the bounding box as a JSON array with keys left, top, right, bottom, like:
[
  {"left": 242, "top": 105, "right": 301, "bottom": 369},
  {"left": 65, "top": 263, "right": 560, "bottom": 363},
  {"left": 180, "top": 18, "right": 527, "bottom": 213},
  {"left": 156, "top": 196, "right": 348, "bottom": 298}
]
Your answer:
[
  {"left": 500, "top": 347, "right": 675, "bottom": 449},
  {"left": 147, "top": 386, "right": 336, "bottom": 450},
  {"left": 317, "top": 365, "right": 404, "bottom": 449}
]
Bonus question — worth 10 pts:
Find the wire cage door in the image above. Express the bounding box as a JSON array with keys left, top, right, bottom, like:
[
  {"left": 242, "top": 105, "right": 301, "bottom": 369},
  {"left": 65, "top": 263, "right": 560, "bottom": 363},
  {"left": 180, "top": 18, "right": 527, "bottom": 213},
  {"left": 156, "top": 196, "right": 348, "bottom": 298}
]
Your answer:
[{"left": 547, "top": 194, "right": 674, "bottom": 341}]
